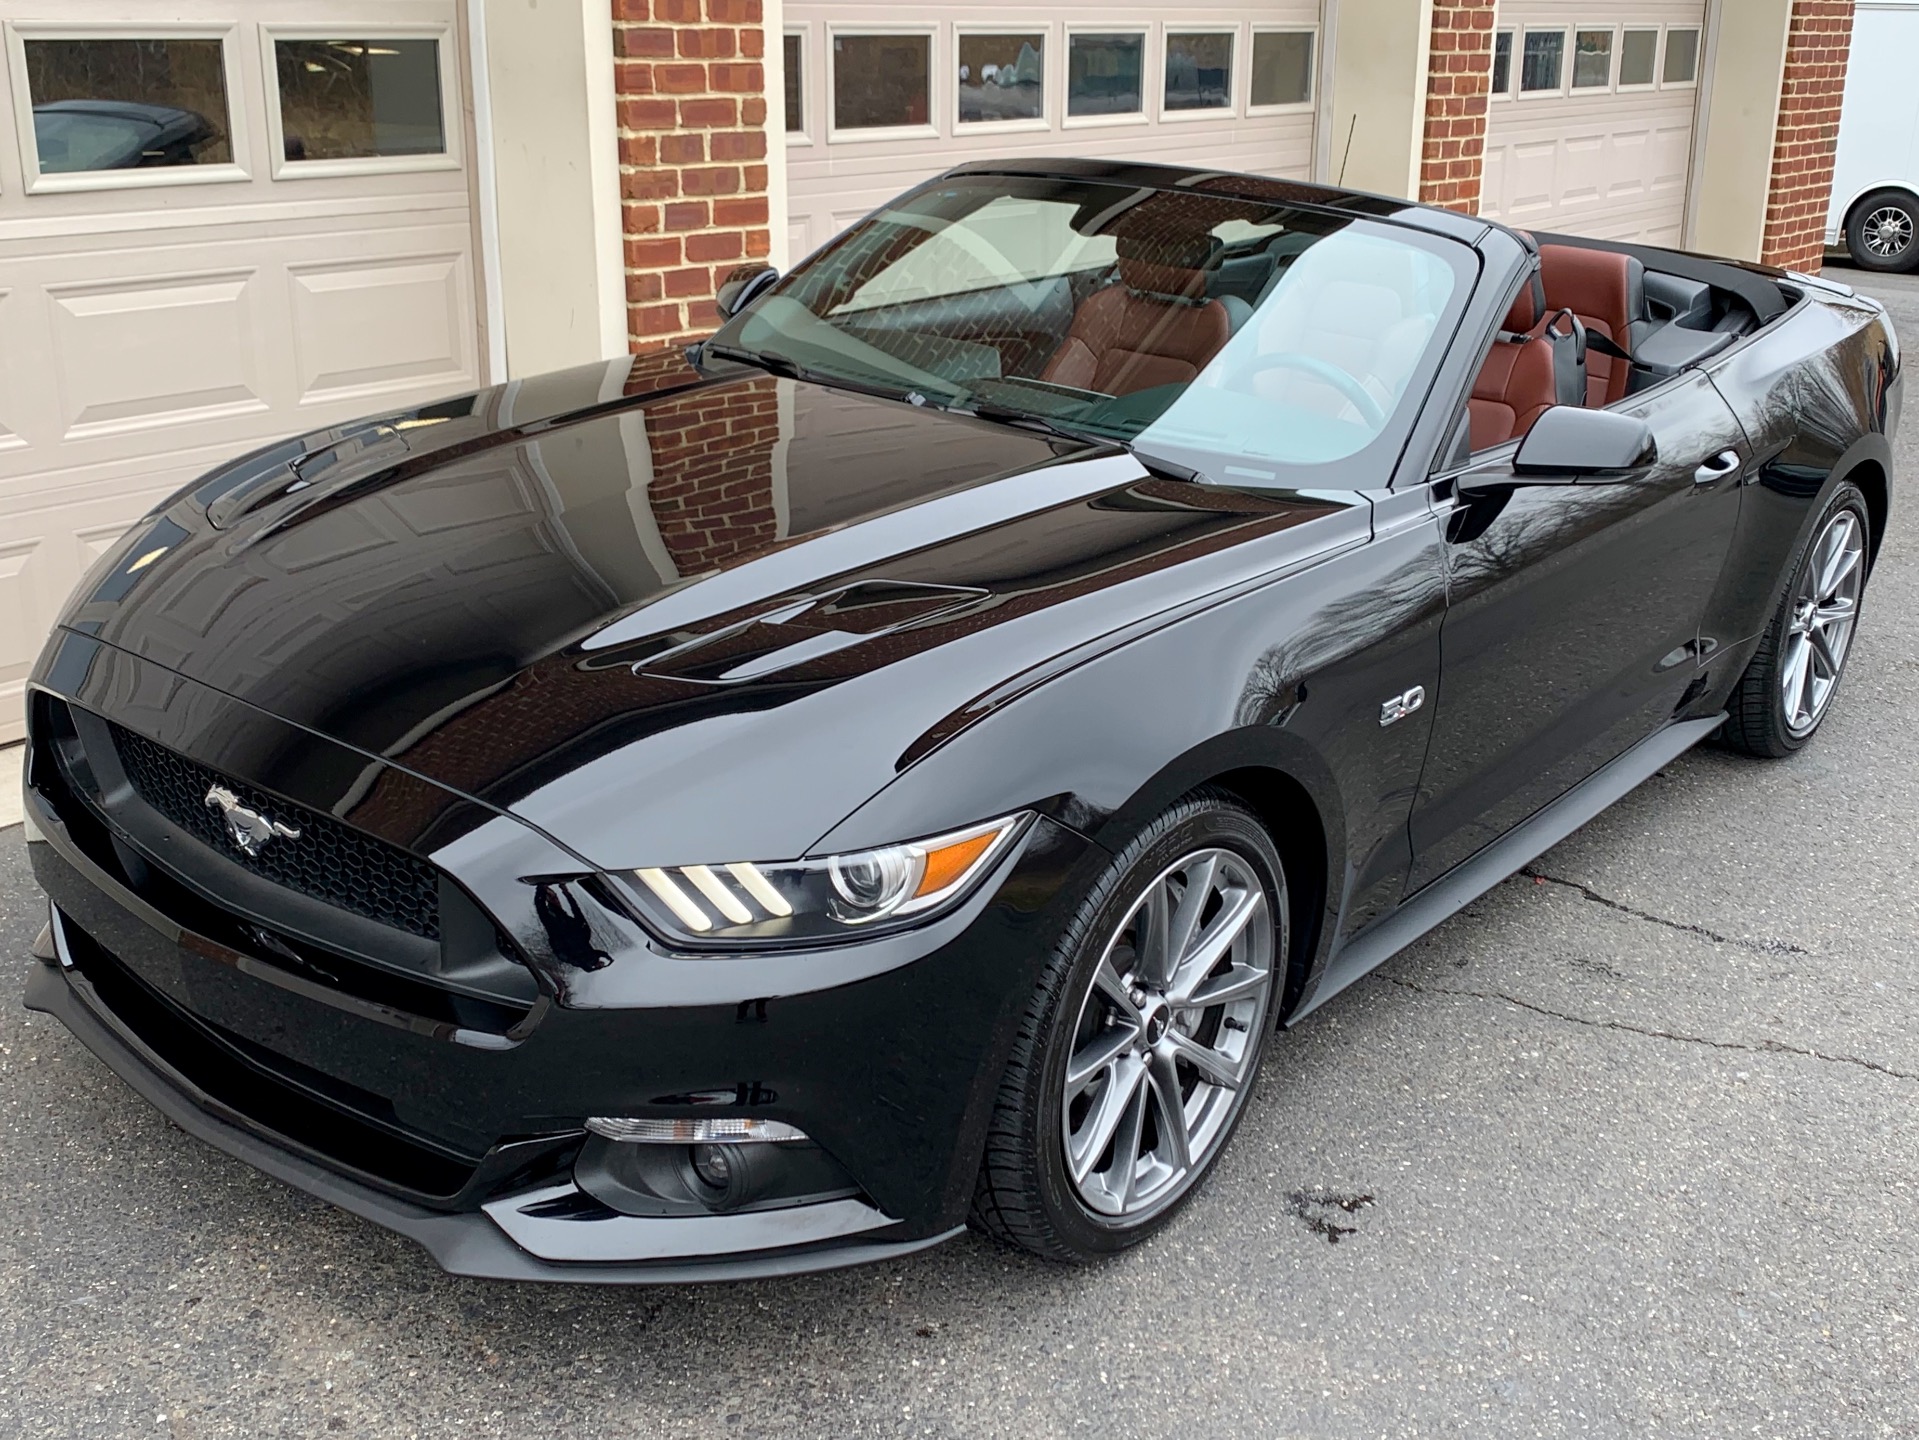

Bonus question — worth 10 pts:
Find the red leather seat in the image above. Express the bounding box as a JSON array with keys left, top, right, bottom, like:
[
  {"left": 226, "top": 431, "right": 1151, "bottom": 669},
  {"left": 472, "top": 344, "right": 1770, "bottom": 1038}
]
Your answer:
[
  {"left": 1467, "top": 280, "right": 1562, "bottom": 451},
  {"left": 1539, "top": 243, "right": 1646, "bottom": 406},
  {"left": 1042, "top": 234, "right": 1232, "bottom": 396}
]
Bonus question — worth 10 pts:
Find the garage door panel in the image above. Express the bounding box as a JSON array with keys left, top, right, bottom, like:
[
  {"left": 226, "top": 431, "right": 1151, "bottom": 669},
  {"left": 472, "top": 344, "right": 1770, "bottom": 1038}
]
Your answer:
[
  {"left": 1559, "top": 135, "right": 1605, "bottom": 205},
  {"left": 1607, "top": 129, "right": 1650, "bottom": 198},
  {"left": 1506, "top": 140, "right": 1560, "bottom": 218},
  {"left": 0, "top": 288, "right": 24, "bottom": 454},
  {"left": 1652, "top": 122, "right": 1692, "bottom": 191},
  {"left": 287, "top": 251, "right": 474, "bottom": 405},
  {"left": 0, "top": 531, "right": 43, "bottom": 688},
  {"left": 47, "top": 269, "right": 268, "bottom": 439}
]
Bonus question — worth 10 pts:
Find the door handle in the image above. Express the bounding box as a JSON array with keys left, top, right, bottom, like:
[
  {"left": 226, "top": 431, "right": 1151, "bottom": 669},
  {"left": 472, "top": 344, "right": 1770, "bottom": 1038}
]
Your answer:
[{"left": 1693, "top": 449, "right": 1741, "bottom": 487}]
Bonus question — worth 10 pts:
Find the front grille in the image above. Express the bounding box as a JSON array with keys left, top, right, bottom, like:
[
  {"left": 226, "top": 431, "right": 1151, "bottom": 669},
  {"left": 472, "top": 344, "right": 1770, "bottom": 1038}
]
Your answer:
[{"left": 109, "top": 722, "right": 441, "bottom": 941}]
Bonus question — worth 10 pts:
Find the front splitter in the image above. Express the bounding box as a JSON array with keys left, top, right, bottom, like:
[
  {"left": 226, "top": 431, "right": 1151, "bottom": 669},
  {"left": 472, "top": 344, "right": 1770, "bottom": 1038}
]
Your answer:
[{"left": 23, "top": 944, "right": 961, "bottom": 1285}]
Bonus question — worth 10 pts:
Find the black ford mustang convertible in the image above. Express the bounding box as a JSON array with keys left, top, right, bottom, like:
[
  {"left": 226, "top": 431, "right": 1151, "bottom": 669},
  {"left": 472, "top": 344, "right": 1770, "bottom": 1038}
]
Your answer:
[{"left": 22, "top": 161, "right": 1898, "bottom": 1282}]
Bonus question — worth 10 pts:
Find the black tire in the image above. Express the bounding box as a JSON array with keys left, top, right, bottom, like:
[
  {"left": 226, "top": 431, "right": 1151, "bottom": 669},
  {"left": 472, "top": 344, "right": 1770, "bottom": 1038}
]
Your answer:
[
  {"left": 1722, "top": 481, "right": 1871, "bottom": 758},
  {"left": 1845, "top": 189, "right": 1919, "bottom": 272},
  {"left": 970, "top": 791, "right": 1287, "bottom": 1262}
]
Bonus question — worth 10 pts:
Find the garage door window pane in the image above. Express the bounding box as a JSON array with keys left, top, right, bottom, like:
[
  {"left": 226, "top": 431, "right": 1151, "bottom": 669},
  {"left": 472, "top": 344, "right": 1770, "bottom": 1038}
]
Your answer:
[
  {"left": 1490, "top": 31, "right": 1514, "bottom": 96},
  {"left": 784, "top": 33, "right": 804, "bottom": 133},
  {"left": 833, "top": 33, "right": 931, "bottom": 131},
  {"left": 1663, "top": 28, "right": 1700, "bottom": 84},
  {"left": 1250, "top": 31, "right": 1313, "bottom": 108},
  {"left": 1520, "top": 31, "right": 1565, "bottom": 92},
  {"left": 958, "top": 34, "right": 1044, "bottom": 124},
  {"left": 1166, "top": 32, "right": 1233, "bottom": 112},
  {"left": 1068, "top": 33, "right": 1143, "bottom": 117},
  {"left": 25, "top": 37, "right": 233, "bottom": 173},
  {"left": 274, "top": 39, "right": 444, "bottom": 161},
  {"left": 1619, "top": 28, "right": 1658, "bottom": 86},
  {"left": 1573, "top": 29, "right": 1612, "bottom": 89}
]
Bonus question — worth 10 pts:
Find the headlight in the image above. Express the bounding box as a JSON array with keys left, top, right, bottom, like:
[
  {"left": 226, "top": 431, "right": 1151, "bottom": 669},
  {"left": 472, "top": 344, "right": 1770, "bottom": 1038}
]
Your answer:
[{"left": 625, "top": 812, "right": 1030, "bottom": 946}]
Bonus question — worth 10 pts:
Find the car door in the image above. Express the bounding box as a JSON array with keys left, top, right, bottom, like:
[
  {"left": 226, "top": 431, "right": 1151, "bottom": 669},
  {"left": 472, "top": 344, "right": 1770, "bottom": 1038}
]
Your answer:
[{"left": 1404, "top": 373, "right": 1748, "bottom": 892}]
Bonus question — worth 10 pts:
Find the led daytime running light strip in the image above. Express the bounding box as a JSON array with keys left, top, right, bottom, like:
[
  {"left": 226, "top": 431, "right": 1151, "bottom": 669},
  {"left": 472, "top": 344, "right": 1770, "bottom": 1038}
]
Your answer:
[
  {"left": 635, "top": 861, "right": 797, "bottom": 933},
  {"left": 633, "top": 816, "right": 1023, "bottom": 936}
]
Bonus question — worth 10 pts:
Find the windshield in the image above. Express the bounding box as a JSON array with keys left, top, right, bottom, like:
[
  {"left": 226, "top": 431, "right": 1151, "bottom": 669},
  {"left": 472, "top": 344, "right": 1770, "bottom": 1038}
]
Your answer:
[{"left": 711, "top": 174, "right": 1473, "bottom": 481}]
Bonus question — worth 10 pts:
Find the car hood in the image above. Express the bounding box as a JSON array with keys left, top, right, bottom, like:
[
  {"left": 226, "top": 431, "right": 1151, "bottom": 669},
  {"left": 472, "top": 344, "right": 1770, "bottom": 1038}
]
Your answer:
[{"left": 59, "top": 351, "right": 1350, "bottom": 869}]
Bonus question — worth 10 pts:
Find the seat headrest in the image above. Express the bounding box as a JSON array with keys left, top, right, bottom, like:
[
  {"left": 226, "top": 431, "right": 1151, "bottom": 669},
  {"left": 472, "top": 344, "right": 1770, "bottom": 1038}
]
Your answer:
[
  {"left": 1538, "top": 243, "right": 1645, "bottom": 326},
  {"left": 1115, "top": 231, "right": 1212, "bottom": 300}
]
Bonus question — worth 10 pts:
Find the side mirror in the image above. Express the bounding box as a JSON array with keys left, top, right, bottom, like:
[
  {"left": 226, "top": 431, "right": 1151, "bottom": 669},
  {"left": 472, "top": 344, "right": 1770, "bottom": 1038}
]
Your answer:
[
  {"left": 715, "top": 264, "right": 779, "bottom": 321},
  {"left": 1511, "top": 405, "right": 1657, "bottom": 480}
]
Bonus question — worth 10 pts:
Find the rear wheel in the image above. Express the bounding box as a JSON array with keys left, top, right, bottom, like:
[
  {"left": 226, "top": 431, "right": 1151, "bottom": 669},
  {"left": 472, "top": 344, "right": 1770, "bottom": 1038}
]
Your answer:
[
  {"left": 1722, "top": 483, "right": 1870, "bottom": 758},
  {"left": 971, "top": 793, "right": 1284, "bottom": 1261},
  {"left": 1845, "top": 189, "right": 1919, "bottom": 272}
]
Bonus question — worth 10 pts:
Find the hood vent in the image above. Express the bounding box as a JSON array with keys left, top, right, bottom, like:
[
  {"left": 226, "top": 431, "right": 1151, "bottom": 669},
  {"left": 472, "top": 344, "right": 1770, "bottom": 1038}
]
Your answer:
[
  {"left": 628, "top": 580, "right": 991, "bottom": 686},
  {"left": 206, "top": 420, "right": 412, "bottom": 530}
]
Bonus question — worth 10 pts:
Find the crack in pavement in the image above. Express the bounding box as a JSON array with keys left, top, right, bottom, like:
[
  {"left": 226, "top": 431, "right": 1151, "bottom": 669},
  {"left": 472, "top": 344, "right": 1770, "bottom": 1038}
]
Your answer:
[
  {"left": 1379, "top": 975, "right": 1919, "bottom": 1082},
  {"left": 1520, "top": 868, "right": 1810, "bottom": 955}
]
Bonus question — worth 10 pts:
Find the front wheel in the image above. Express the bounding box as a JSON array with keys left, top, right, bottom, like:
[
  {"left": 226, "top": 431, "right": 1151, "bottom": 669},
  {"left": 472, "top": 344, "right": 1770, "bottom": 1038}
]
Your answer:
[
  {"left": 1722, "top": 483, "right": 1870, "bottom": 757},
  {"left": 971, "top": 792, "right": 1285, "bottom": 1261},
  {"left": 1845, "top": 189, "right": 1919, "bottom": 272}
]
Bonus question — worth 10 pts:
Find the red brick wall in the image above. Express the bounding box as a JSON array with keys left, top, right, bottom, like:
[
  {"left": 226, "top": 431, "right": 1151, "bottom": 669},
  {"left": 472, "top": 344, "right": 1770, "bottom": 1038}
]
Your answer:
[
  {"left": 613, "top": 0, "right": 772, "bottom": 351},
  {"left": 1418, "top": 1, "right": 1497, "bottom": 212},
  {"left": 1760, "top": 0, "right": 1856, "bottom": 273}
]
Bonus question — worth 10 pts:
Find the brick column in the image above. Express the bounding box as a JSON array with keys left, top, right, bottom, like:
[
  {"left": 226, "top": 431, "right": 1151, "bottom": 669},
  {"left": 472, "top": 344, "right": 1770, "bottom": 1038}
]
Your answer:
[
  {"left": 613, "top": 0, "right": 773, "bottom": 351},
  {"left": 1759, "top": 0, "right": 1856, "bottom": 273},
  {"left": 1418, "top": 1, "right": 1497, "bottom": 213}
]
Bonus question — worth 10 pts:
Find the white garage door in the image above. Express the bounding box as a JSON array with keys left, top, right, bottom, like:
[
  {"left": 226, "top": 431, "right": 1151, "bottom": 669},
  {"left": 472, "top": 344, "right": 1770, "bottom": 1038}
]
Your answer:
[
  {"left": 1481, "top": 3, "right": 1705, "bottom": 244},
  {"left": 783, "top": 3, "right": 1322, "bottom": 262},
  {"left": 0, "top": 0, "right": 484, "bottom": 741}
]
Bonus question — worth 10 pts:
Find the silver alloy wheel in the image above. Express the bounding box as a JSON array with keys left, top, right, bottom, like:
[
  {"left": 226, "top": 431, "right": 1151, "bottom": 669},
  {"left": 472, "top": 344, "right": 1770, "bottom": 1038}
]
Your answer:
[
  {"left": 1781, "top": 508, "right": 1866, "bottom": 737},
  {"left": 1061, "top": 847, "right": 1276, "bottom": 1220},
  {"left": 1865, "top": 205, "right": 1915, "bottom": 259}
]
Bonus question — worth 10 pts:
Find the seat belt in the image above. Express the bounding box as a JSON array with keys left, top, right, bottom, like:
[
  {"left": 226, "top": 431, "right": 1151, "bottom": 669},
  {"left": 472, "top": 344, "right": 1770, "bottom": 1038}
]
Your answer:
[
  {"left": 1540, "top": 308, "right": 1589, "bottom": 408},
  {"left": 1584, "top": 330, "right": 1633, "bottom": 364}
]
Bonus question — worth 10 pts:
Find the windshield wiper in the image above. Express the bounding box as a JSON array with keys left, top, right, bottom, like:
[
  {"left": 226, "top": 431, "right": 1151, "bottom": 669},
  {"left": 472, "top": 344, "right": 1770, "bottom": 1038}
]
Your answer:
[
  {"left": 959, "top": 401, "right": 1207, "bottom": 485},
  {"left": 702, "top": 343, "right": 950, "bottom": 407},
  {"left": 959, "top": 400, "right": 1112, "bottom": 449},
  {"left": 1130, "top": 449, "right": 1208, "bottom": 485}
]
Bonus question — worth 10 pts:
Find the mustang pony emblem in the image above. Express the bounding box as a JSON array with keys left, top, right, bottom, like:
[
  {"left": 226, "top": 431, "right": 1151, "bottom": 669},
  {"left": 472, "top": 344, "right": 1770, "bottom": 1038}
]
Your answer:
[{"left": 202, "top": 784, "right": 301, "bottom": 857}]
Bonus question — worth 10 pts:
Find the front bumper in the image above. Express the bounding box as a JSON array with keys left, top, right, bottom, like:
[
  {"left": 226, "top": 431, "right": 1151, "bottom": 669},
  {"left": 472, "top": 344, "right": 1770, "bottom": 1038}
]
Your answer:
[
  {"left": 24, "top": 804, "right": 1092, "bottom": 1280},
  {"left": 24, "top": 934, "right": 959, "bottom": 1283}
]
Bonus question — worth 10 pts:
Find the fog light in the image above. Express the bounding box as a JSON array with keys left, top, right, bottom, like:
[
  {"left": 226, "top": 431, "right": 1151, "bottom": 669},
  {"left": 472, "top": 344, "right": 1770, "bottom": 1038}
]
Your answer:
[
  {"left": 689, "top": 1144, "right": 732, "bottom": 1191},
  {"left": 585, "top": 1115, "right": 808, "bottom": 1144}
]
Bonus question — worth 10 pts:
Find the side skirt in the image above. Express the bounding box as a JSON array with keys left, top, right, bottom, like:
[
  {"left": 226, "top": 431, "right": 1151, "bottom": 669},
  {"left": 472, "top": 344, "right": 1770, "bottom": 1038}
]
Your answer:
[{"left": 1287, "top": 713, "right": 1726, "bottom": 1025}]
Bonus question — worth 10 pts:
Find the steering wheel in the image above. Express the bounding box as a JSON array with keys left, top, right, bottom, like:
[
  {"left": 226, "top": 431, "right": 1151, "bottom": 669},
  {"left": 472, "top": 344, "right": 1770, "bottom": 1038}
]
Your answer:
[{"left": 1239, "top": 352, "right": 1388, "bottom": 430}]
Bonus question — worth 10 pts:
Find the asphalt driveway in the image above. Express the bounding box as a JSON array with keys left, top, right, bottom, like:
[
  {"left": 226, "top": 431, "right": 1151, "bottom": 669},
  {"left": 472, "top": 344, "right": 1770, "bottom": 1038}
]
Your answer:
[{"left": 3, "top": 270, "right": 1917, "bottom": 1440}]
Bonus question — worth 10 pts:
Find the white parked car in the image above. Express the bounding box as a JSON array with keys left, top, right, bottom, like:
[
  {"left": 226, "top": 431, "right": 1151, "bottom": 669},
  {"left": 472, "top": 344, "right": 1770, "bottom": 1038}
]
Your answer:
[{"left": 1829, "top": 0, "right": 1919, "bottom": 270}]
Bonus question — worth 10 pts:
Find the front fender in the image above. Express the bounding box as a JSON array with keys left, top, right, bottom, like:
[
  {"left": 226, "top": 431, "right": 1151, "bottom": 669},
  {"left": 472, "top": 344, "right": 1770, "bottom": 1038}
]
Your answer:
[{"left": 816, "top": 507, "right": 1452, "bottom": 1001}]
